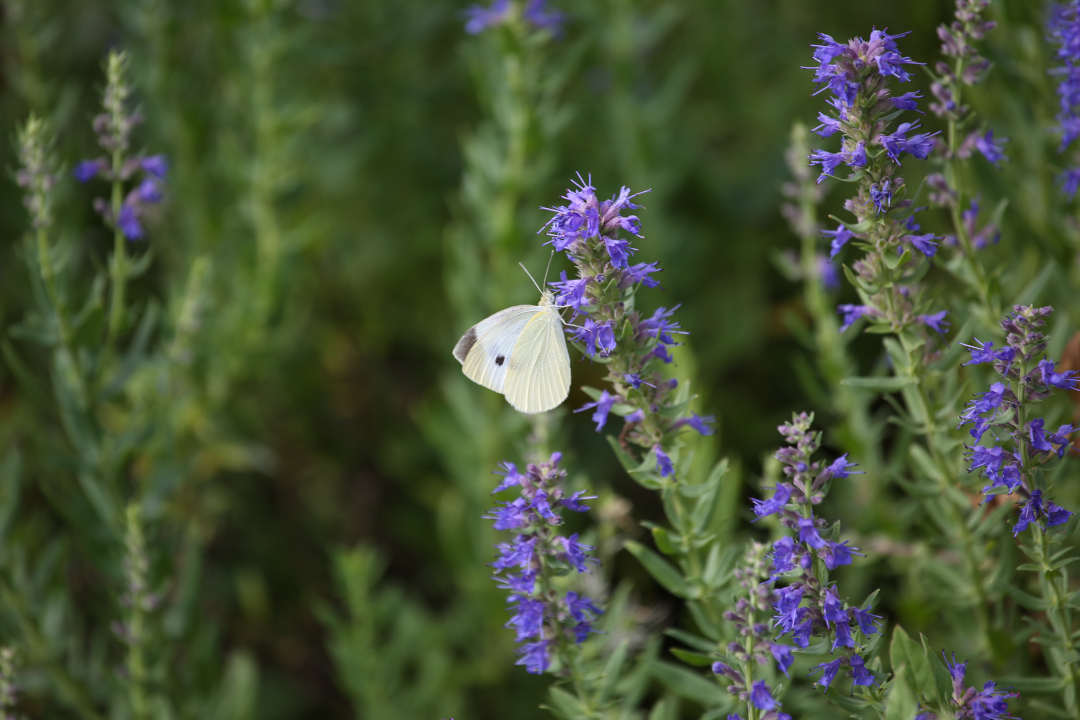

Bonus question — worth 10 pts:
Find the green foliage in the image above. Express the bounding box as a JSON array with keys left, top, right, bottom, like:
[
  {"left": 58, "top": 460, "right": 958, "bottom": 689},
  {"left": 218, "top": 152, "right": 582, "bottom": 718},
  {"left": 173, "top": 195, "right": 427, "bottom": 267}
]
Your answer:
[{"left": 0, "top": 0, "right": 1079, "bottom": 719}]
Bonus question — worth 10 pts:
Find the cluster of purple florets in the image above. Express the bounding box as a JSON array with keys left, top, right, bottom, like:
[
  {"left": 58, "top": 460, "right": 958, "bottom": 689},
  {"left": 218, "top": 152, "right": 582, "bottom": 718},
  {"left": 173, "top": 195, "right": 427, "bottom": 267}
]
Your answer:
[
  {"left": 541, "top": 175, "right": 714, "bottom": 479},
  {"left": 960, "top": 305, "right": 1076, "bottom": 535},
  {"left": 915, "top": 653, "right": 1018, "bottom": 720},
  {"left": 806, "top": 30, "right": 958, "bottom": 339},
  {"left": 1049, "top": 1, "right": 1080, "bottom": 196},
  {"left": 72, "top": 60, "right": 167, "bottom": 241},
  {"left": 754, "top": 414, "right": 882, "bottom": 694},
  {"left": 488, "top": 452, "right": 601, "bottom": 674},
  {"left": 463, "top": 0, "right": 563, "bottom": 35},
  {"left": 807, "top": 30, "right": 931, "bottom": 193},
  {"left": 709, "top": 543, "right": 792, "bottom": 720}
]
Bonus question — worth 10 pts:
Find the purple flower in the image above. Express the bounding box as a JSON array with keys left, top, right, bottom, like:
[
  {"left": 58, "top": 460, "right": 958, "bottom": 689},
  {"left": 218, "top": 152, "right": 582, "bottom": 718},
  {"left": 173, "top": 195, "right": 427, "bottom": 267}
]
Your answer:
[
  {"left": 73, "top": 158, "right": 105, "bottom": 183},
  {"left": 134, "top": 178, "right": 163, "bottom": 203},
  {"left": 818, "top": 254, "right": 840, "bottom": 290},
  {"left": 464, "top": 0, "right": 510, "bottom": 34},
  {"left": 565, "top": 591, "right": 601, "bottom": 623},
  {"left": 654, "top": 445, "right": 674, "bottom": 477},
  {"left": 118, "top": 203, "right": 144, "bottom": 240},
  {"left": 822, "top": 540, "right": 864, "bottom": 570},
  {"left": 624, "top": 261, "right": 662, "bottom": 288},
  {"left": 813, "top": 112, "right": 843, "bottom": 137},
  {"left": 673, "top": 412, "right": 715, "bottom": 435},
  {"left": 550, "top": 272, "right": 592, "bottom": 313},
  {"left": 1061, "top": 167, "right": 1080, "bottom": 198},
  {"left": 604, "top": 236, "right": 634, "bottom": 268},
  {"left": 972, "top": 130, "right": 1008, "bottom": 166},
  {"left": 749, "top": 680, "right": 777, "bottom": 711},
  {"left": 487, "top": 498, "right": 530, "bottom": 530},
  {"left": 870, "top": 180, "right": 892, "bottom": 214},
  {"left": 493, "top": 461, "right": 526, "bottom": 493},
  {"left": 837, "top": 304, "right": 870, "bottom": 332},
  {"left": 140, "top": 154, "right": 169, "bottom": 178},
  {"left": 826, "top": 453, "right": 860, "bottom": 478},
  {"left": 851, "top": 606, "right": 881, "bottom": 636},
  {"left": 832, "top": 621, "right": 855, "bottom": 650},
  {"left": 560, "top": 533, "right": 596, "bottom": 572},
  {"left": 753, "top": 483, "right": 792, "bottom": 519},
  {"left": 571, "top": 318, "right": 617, "bottom": 357},
  {"left": 891, "top": 91, "right": 923, "bottom": 111},
  {"left": 849, "top": 654, "right": 875, "bottom": 687},
  {"left": 1029, "top": 417, "right": 1055, "bottom": 455},
  {"left": 908, "top": 232, "right": 940, "bottom": 257},
  {"left": 919, "top": 310, "right": 949, "bottom": 335},
  {"left": 967, "top": 444, "right": 1006, "bottom": 476},
  {"left": 1047, "top": 423, "right": 1075, "bottom": 458},
  {"left": 771, "top": 536, "right": 800, "bottom": 576},
  {"left": 797, "top": 517, "right": 827, "bottom": 549},
  {"left": 506, "top": 597, "right": 546, "bottom": 640},
  {"left": 515, "top": 639, "right": 551, "bottom": 674},
  {"left": 492, "top": 535, "right": 537, "bottom": 570},
  {"left": 963, "top": 382, "right": 1007, "bottom": 417},
  {"left": 639, "top": 306, "right": 685, "bottom": 345},
  {"left": 822, "top": 586, "right": 848, "bottom": 625},
  {"left": 575, "top": 389, "right": 618, "bottom": 431},
  {"left": 770, "top": 644, "right": 794, "bottom": 676},
  {"left": 822, "top": 223, "right": 854, "bottom": 258},
  {"left": 522, "top": 0, "right": 564, "bottom": 32},
  {"left": 1014, "top": 489, "right": 1045, "bottom": 535},
  {"left": 1047, "top": 499, "right": 1074, "bottom": 527},
  {"left": 809, "top": 657, "right": 844, "bottom": 689},
  {"left": 1038, "top": 358, "right": 1079, "bottom": 390}
]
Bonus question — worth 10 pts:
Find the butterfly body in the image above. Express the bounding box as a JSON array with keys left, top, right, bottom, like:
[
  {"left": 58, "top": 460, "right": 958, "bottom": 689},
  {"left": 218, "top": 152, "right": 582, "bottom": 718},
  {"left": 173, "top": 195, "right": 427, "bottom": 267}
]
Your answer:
[{"left": 453, "top": 290, "right": 571, "bottom": 414}]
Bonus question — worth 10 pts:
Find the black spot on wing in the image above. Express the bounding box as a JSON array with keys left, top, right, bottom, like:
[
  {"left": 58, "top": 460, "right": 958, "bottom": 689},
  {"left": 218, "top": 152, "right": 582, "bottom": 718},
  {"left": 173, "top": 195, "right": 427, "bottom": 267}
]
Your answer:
[
  {"left": 453, "top": 327, "right": 478, "bottom": 363},
  {"left": 495, "top": 355, "right": 505, "bottom": 366}
]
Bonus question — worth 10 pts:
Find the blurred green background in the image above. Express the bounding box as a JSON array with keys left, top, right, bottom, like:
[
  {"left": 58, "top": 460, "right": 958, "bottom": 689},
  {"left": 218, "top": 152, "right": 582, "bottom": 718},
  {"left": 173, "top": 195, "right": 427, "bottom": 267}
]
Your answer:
[{"left": 0, "top": 0, "right": 1062, "bottom": 717}]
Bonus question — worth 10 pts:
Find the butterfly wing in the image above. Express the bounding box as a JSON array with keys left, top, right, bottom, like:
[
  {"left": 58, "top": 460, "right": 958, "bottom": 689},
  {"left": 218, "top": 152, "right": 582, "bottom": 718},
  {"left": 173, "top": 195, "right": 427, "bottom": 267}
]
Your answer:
[
  {"left": 454, "top": 305, "right": 544, "bottom": 394},
  {"left": 503, "top": 305, "right": 571, "bottom": 414}
]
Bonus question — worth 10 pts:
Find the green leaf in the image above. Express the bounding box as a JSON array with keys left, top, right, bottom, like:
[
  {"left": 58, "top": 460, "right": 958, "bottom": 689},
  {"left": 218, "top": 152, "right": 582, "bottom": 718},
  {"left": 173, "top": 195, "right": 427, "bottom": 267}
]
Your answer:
[
  {"left": 598, "top": 639, "right": 630, "bottom": 705},
  {"left": 923, "top": 635, "right": 953, "bottom": 704},
  {"left": 998, "top": 582, "right": 1051, "bottom": 610},
  {"left": 650, "top": 526, "right": 678, "bottom": 555},
  {"left": 650, "top": 661, "right": 728, "bottom": 706},
  {"left": 624, "top": 541, "right": 692, "bottom": 598},
  {"left": 890, "top": 625, "right": 936, "bottom": 701},
  {"left": 669, "top": 648, "right": 714, "bottom": 667},
  {"left": 841, "top": 376, "right": 916, "bottom": 392},
  {"left": 822, "top": 684, "right": 871, "bottom": 712},
  {"left": 543, "top": 687, "right": 588, "bottom": 720},
  {"left": 885, "top": 666, "right": 919, "bottom": 720},
  {"left": 664, "top": 628, "right": 715, "bottom": 653}
]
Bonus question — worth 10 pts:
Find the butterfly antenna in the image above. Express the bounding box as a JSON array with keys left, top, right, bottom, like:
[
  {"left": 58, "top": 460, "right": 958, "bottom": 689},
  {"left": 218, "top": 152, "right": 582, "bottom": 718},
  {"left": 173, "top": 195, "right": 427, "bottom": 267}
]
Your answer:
[
  {"left": 519, "top": 262, "right": 543, "bottom": 295},
  {"left": 541, "top": 250, "right": 555, "bottom": 286}
]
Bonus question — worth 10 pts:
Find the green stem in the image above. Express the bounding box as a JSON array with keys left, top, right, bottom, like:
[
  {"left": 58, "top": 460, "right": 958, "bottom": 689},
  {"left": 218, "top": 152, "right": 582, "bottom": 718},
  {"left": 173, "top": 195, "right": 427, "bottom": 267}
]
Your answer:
[
  {"left": 1032, "top": 528, "right": 1079, "bottom": 714},
  {"left": 35, "top": 225, "right": 87, "bottom": 405},
  {"left": 105, "top": 145, "right": 127, "bottom": 353}
]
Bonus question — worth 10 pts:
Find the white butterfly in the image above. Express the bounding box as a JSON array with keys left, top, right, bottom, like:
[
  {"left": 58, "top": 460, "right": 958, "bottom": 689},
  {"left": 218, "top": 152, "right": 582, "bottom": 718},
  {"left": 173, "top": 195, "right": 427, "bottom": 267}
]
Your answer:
[{"left": 452, "top": 289, "right": 571, "bottom": 414}]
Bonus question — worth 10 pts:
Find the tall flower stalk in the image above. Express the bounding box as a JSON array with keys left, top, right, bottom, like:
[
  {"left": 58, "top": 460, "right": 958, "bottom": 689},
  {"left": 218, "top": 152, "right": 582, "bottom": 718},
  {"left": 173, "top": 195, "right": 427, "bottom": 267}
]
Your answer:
[
  {"left": 73, "top": 51, "right": 167, "bottom": 376},
  {"left": 542, "top": 175, "right": 713, "bottom": 484},
  {"left": 961, "top": 305, "right": 1078, "bottom": 712},
  {"left": 925, "top": 0, "right": 1004, "bottom": 318}
]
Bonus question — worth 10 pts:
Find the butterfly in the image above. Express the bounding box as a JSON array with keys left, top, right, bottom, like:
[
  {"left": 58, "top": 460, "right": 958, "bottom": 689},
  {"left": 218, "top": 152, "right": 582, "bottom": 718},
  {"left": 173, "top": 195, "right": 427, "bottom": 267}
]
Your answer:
[{"left": 452, "top": 288, "right": 571, "bottom": 414}]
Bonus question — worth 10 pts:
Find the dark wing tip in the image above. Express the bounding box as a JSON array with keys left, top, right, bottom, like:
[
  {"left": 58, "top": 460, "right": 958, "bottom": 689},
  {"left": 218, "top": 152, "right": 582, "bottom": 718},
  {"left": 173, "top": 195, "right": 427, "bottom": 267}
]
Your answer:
[{"left": 452, "top": 327, "right": 478, "bottom": 363}]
